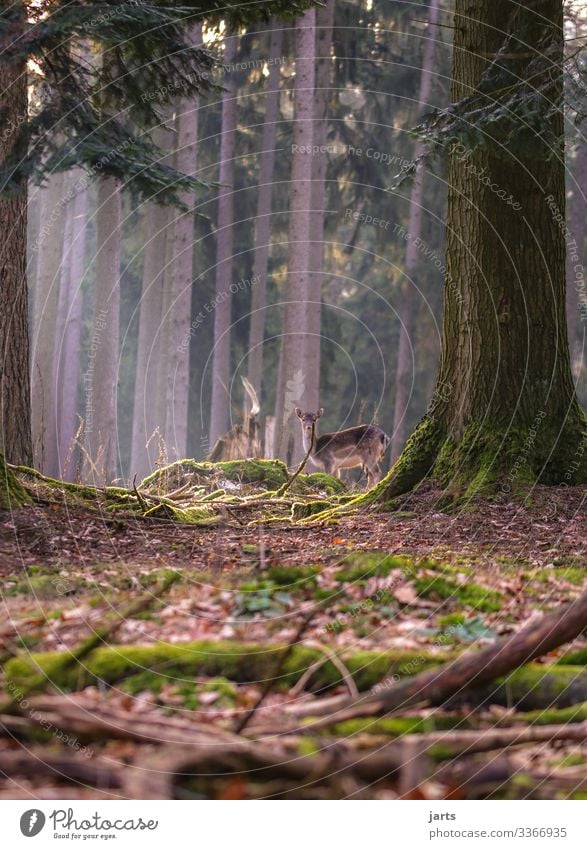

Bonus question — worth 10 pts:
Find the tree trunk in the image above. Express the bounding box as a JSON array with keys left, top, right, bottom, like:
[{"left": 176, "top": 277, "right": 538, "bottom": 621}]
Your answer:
[
  {"left": 209, "top": 31, "right": 238, "bottom": 447},
  {"left": 305, "top": 0, "right": 335, "bottom": 416},
  {"left": 130, "top": 194, "right": 169, "bottom": 479},
  {"left": 246, "top": 21, "right": 283, "bottom": 411},
  {"left": 56, "top": 176, "right": 88, "bottom": 480},
  {"left": 376, "top": 0, "right": 586, "bottom": 503},
  {"left": 566, "top": 126, "right": 587, "bottom": 382},
  {"left": 30, "top": 171, "right": 66, "bottom": 475},
  {"left": 0, "top": 4, "right": 31, "bottom": 465},
  {"left": 274, "top": 9, "right": 316, "bottom": 462},
  {"left": 83, "top": 176, "right": 121, "bottom": 484},
  {"left": 390, "top": 0, "right": 440, "bottom": 463},
  {"left": 163, "top": 24, "right": 202, "bottom": 463}
]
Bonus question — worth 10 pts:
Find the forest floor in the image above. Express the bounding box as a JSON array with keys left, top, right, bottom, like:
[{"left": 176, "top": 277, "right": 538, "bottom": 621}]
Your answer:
[{"left": 1, "top": 474, "right": 586, "bottom": 800}]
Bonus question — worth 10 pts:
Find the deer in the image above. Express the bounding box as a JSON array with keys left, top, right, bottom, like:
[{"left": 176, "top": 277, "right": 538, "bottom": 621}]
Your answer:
[{"left": 295, "top": 408, "right": 390, "bottom": 488}]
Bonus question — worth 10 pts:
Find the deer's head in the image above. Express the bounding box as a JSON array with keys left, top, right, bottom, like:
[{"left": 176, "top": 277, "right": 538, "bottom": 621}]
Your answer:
[{"left": 295, "top": 408, "right": 323, "bottom": 442}]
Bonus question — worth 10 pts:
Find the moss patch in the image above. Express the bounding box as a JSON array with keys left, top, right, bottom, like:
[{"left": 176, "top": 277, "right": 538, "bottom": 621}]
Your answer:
[{"left": 414, "top": 575, "right": 502, "bottom": 612}]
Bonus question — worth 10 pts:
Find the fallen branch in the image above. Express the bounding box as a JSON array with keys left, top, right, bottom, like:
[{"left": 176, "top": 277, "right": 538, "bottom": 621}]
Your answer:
[{"left": 284, "top": 588, "right": 587, "bottom": 726}]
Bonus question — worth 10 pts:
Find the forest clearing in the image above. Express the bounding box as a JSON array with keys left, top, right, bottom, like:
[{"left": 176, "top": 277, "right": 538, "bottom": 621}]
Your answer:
[{"left": 1, "top": 0, "right": 587, "bottom": 831}]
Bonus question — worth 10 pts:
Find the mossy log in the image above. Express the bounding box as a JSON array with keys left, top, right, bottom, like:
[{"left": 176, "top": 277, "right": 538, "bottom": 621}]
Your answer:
[
  {"left": 4, "top": 639, "right": 587, "bottom": 712},
  {"left": 3, "top": 642, "right": 444, "bottom": 696},
  {"left": 140, "top": 458, "right": 291, "bottom": 492}
]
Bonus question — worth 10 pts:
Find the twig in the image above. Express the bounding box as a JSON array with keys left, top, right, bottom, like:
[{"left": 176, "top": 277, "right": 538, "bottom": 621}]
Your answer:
[
  {"left": 132, "top": 475, "right": 149, "bottom": 513},
  {"left": 233, "top": 604, "right": 320, "bottom": 734},
  {"left": 274, "top": 424, "right": 315, "bottom": 498},
  {"left": 290, "top": 641, "right": 359, "bottom": 698}
]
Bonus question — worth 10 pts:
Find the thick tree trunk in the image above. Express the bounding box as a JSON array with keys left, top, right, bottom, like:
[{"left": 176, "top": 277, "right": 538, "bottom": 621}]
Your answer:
[
  {"left": 274, "top": 9, "right": 316, "bottom": 462},
  {"left": 56, "top": 177, "right": 88, "bottom": 480},
  {"left": 246, "top": 21, "right": 283, "bottom": 411},
  {"left": 0, "top": 7, "right": 31, "bottom": 465},
  {"left": 390, "top": 0, "right": 440, "bottom": 463},
  {"left": 83, "top": 177, "right": 121, "bottom": 484},
  {"left": 376, "top": 0, "right": 586, "bottom": 503},
  {"left": 164, "top": 25, "right": 201, "bottom": 463},
  {"left": 209, "top": 32, "right": 238, "bottom": 447}
]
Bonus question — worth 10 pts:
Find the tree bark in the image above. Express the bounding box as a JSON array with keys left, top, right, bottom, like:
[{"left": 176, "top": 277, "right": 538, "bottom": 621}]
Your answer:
[
  {"left": 209, "top": 31, "right": 238, "bottom": 447},
  {"left": 0, "top": 4, "right": 30, "bottom": 465},
  {"left": 246, "top": 21, "right": 283, "bottom": 411},
  {"left": 274, "top": 9, "right": 316, "bottom": 462},
  {"left": 390, "top": 0, "right": 440, "bottom": 462},
  {"left": 83, "top": 176, "right": 121, "bottom": 484},
  {"left": 375, "top": 0, "right": 587, "bottom": 502}
]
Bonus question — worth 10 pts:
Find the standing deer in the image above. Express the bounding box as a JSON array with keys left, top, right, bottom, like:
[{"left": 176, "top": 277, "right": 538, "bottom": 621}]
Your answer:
[{"left": 295, "top": 408, "right": 390, "bottom": 487}]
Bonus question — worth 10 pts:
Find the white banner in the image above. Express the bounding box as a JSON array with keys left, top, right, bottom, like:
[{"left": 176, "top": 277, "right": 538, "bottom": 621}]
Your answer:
[{"left": 0, "top": 800, "right": 585, "bottom": 848}]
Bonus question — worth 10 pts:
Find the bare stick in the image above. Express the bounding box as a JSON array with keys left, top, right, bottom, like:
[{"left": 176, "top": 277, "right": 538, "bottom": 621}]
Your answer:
[{"left": 274, "top": 424, "right": 315, "bottom": 498}]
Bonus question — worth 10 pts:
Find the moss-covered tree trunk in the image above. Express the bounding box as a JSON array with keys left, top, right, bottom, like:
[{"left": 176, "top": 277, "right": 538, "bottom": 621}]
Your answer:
[
  {"left": 376, "top": 0, "right": 586, "bottom": 503},
  {"left": 0, "top": 451, "right": 28, "bottom": 509}
]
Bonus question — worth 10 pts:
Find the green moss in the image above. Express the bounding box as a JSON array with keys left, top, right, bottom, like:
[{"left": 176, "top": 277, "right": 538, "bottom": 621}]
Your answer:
[
  {"left": 7, "top": 574, "right": 85, "bottom": 598},
  {"left": 468, "top": 665, "right": 587, "bottom": 711},
  {"left": 508, "top": 702, "right": 587, "bottom": 725},
  {"left": 331, "top": 712, "right": 476, "bottom": 737},
  {"left": 266, "top": 565, "right": 320, "bottom": 586},
  {"left": 334, "top": 551, "right": 418, "bottom": 583},
  {"left": 433, "top": 416, "right": 587, "bottom": 498},
  {"left": 557, "top": 648, "right": 587, "bottom": 665},
  {"left": 299, "top": 473, "right": 346, "bottom": 495},
  {"left": 414, "top": 575, "right": 502, "bottom": 612}
]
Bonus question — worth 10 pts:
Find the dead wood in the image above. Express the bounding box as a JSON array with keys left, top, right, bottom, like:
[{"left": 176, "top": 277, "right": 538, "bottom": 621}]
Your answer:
[{"left": 0, "top": 748, "right": 122, "bottom": 790}]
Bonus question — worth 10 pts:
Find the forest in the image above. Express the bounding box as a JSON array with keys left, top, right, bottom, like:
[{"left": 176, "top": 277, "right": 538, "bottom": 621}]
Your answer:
[{"left": 0, "top": 0, "right": 587, "bottom": 810}]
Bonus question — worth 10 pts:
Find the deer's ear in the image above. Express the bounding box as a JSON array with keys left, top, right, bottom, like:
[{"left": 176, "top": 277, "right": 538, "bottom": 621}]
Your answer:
[
  {"left": 295, "top": 407, "right": 302, "bottom": 418},
  {"left": 316, "top": 408, "right": 324, "bottom": 418}
]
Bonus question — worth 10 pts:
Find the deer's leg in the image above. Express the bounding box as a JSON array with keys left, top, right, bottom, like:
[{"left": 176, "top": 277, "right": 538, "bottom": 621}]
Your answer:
[
  {"left": 366, "top": 463, "right": 381, "bottom": 488},
  {"left": 321, "top": 454, "right": 337, "bottom": 477}
]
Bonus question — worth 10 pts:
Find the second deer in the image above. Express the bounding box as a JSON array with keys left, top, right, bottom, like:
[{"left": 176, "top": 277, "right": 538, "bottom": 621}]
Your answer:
[{"left": 295, "top": 408, "right": 390, "bottom": 487}]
